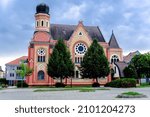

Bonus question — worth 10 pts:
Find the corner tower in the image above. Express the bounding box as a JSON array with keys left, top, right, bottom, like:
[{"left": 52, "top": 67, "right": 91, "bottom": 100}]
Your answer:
[
  {"left": 27, "top": 3, "right": 53, "bottom": 86},
  {"left": 35, "top": 3, "right": 50, "bottom": 32}
]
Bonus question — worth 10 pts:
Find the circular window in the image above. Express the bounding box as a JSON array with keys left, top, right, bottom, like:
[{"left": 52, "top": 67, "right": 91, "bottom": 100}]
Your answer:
[
  {"left": 37, "top": 48, "right": 46, "bottom": 56},
  {"left": 75, "top": 43, "right": 87, "bottom": 54}
]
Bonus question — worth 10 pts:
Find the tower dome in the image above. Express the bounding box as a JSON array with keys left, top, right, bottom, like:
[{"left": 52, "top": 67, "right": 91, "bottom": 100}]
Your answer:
[{"left": 36, "top": 3, "right": 49, "bottom": 14}]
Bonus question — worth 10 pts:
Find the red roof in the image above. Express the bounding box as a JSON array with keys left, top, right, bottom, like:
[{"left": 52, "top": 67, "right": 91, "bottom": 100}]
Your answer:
[{"left": 6, "top": 56, "right": 28, "bottom": 65}]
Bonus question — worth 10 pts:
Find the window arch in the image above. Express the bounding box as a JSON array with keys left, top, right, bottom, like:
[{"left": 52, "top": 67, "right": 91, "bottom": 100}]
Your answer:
[
  {"left": 41, "top": 21, "right": 44, "bottom": 26},
  {"left": 36, "top": 21, "right": 39, "bottom": 27},
  {"left": 38, "top": 71, "right": 44, "bottom": 80},
  {"left": 111, "top": 55, "right": 119, "bottom": 64}
]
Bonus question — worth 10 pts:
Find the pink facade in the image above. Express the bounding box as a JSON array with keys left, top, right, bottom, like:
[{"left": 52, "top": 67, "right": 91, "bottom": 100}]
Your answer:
[{"left": 26, "top": 3, "right": 122, "bottom": 86}]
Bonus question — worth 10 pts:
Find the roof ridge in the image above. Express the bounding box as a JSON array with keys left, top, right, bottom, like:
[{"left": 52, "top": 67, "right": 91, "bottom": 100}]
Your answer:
[
  {"left": 50, "top": 23, "right": 106, "bottom": 42},
  {"left": 51, "top": 23, "right": 98, "bottom": 27},
  {"left": 6, "top": 56, "right": 28, "bottom": 65}
]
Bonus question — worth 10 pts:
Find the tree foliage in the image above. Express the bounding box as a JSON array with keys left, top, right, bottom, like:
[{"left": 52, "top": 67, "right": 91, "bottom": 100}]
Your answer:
[
  {"left": 123, "top": 64, "right": 137, "bottom": 78},
  {"left": 124, "top": 53, "right": 150, "bottom": 81},
  {"left": 47, "top": 39, "right": 74, "bottom": 83},
  {"left": 16, "top": 63, "right": 33, "bottom": 78},
  {"left": 80, "top": 39, "right": 110, "bottom": 83},
  {"left": 16, "top": 62, "right": 33, "bottom": 87}
]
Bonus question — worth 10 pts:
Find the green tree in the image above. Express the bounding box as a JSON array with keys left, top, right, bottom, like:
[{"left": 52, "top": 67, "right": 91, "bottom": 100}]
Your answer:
[
  {"left": 123, "top": 64, "right": 137, "bottom": 78},
  {"left": 81, "top": 39, "right": 110, "bottom": 83},
  {"left": 47, "top": 39, "right": 74, "bottom": 85},
  {"left": 144, "top": 53, "right": 150, "bottom": 78},
  {"left": 16, "top": 62, "right": 33, "bottom": 87},
  {"left": 125, "top": 54, "right": 150, "bottom": 84}
]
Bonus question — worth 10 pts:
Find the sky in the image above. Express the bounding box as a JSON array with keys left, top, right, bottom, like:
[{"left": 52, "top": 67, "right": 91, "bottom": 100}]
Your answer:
[{"left": 0, "top": 0, "right": 150, "bottom": 70}]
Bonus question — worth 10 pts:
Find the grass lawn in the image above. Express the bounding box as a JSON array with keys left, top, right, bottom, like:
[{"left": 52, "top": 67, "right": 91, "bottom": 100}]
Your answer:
[
  {"left": 116, "top": 91, "right": 146, "bottom": 98},
  {"left": 137, "top": 83, "right": 150, "bottom": 88},
  {"left": 122, "top": 91, "right": 142, "bottom": 96},
  {"left": 34, "top": 87, "right": 110, "bottom": 92}
]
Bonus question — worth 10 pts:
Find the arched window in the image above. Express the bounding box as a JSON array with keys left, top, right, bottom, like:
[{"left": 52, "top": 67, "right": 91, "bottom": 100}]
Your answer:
[
  {"left": 41, "top": 21, "right": 44, "bottom": 26},
  {"left": 37, "top": 48, "right": 46, "bottom": 62},
  {"left": 38, "top": 56, "right": 45, "bottom": 62},
  {"left": 36, "top": 21, "right": 39, "bottom": 27},
  {"left": 111, "top": 55, "right": 119, "bottom": 64},
  {"left": 75, "top": 57, "right": 77, "bottom": 63},
  {"left": 38, "top": 71, "right": 44, "bottom": 80}
]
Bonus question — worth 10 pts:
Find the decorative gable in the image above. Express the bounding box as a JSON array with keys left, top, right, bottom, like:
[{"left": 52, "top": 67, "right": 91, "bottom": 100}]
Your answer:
[{"left": 68, "top": 21, "right": 92, "bottom": 55}]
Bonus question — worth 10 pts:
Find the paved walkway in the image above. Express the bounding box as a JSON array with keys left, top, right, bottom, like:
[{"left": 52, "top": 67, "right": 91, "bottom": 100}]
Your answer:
[{"left": 0, "top": 87, "right": 149, "bottom": 100}]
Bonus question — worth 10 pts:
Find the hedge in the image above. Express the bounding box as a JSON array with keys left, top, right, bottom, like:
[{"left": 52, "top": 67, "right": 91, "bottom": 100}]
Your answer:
[
  {"left": 0, "top": 78, "right": 8, "bottom": 85},
  {"left": 55, "top": 82, "right": 66, "bottom": 88},
  {"left": 92, "top": 82, "right": 100, "bottom": 87},
  {"left": 105, "top": 78, "right": 136, "bottom": 88},
  {"left": 16, "top": 81, "right": 28, "bottom": 88}
]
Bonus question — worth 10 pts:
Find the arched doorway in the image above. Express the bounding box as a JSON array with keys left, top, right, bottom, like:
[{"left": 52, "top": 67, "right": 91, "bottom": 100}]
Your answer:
[{"left": 38, "top": 70, "right": 44, "bottom": 80}]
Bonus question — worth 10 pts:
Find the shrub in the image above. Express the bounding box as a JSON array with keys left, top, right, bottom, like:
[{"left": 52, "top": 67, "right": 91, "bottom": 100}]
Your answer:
[
  {"left": 16, "top": 81, "right": 28, "bottom": 88},
  {"left": 55, "top": 82, "right": 66, "bottom": 88},
  {"left": 1, "top": 84, "right": 8, "bottom": 88},
  {"left": 105, "top": 78, "right": 136, "bottom": 88},
  {"left": 0, "top": 78, "right": 8, "bottom": 85},
  {"left": 92, "top": 82, "right": 100, "bottom": 87}
]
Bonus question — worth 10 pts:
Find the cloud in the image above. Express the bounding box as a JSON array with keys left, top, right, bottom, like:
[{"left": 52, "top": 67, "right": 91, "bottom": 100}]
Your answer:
[
  {"left": 123, "top": 12, "right": 133, "bottom": 21},
  {"left": 61, "top": 2, "right": 87, "bottom": 20},
  {"left": 123, "top": 0, "right": 150, "bottom": 9},
  {"left": 98, "top": 3, "right": 114, "bottom": 15},
  {"left": 0, "top": 0, "right": 15, "bottom": 10}
]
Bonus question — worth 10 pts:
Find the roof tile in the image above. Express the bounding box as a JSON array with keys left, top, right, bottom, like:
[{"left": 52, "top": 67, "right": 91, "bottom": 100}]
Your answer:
[{"left": 6, "top": 56, "right": 28, "bottom": 65}]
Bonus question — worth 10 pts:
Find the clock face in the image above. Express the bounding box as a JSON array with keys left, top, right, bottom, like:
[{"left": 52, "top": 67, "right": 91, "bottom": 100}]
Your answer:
[
  {"left": 75, "top": 43, "right": 87, "bottom": 55},
  {"left": 37, "top": 48, "right": 46, "bottom": 56}
]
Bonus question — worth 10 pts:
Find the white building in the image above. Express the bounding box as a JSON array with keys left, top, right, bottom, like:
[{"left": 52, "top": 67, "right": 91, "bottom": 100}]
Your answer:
[{"left": 5, "top": 56, "right": 27, "bottom": 85}]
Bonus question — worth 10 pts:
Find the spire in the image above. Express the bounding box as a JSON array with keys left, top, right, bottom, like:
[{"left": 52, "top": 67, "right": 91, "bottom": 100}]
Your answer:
[{"left": 109, "top": 30, "right": 120, "bottom": 48}]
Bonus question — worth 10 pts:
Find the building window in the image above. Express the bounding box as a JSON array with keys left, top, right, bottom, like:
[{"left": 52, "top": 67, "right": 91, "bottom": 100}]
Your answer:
[
  {"left": 75, "top": 57, "right": 83, "bottom": 64},
  {"left": 111, "top": 55, "right": 119, "bottom": 64},
  {"left": 41, "top": 21, "right": 44, "bottom": 26},
  {"left": 79, "top": 32, "right": 83, "bottom": 36},
  {"left": 17, "top": 66, "right": 21, "bottom": 70},
  {"left": 38, "top": 56, "right": 45, "bottom": 62},
  {"left": 10, "top": 73, "right": 14, "bottom": 77},
  {"left": 37, "top": 48, "right": 46, "bottom": 62},
  {"left": 38, "top": 71, "right": 44, "bottom": 80},
  {"left": 75, "top": 57, "right": 77, "bottom": 63},
  {"left": 36, "top": 21, "right": 39, "bottom": 27},
  {"left": 75, "top": 43, "right": 87, "bottom": 55}
]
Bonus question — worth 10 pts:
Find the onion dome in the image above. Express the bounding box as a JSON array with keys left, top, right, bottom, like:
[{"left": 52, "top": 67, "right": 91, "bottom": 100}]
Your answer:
[{"left": 36, "top": 3, "right": 49, "bottom": 14}]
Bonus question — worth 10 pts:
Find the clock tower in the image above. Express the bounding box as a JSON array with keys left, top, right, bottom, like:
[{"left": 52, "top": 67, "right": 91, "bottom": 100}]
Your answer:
[{"left": 26, "top": 3, "right": 53, "bottom": 86}]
